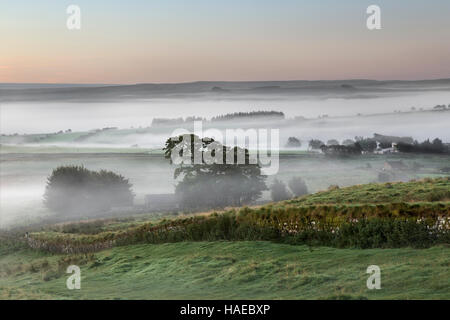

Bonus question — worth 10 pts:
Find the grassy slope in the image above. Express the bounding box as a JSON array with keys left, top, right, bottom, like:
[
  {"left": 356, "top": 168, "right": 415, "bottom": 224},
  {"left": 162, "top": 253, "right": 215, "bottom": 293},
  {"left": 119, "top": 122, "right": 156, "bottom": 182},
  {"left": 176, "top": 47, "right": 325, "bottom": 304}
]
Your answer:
[
  {"left": 2, "top": 179, "right": 449, "bottom": 300},
  {"left": 1, "top": 242, "right": 449, "bottom": 300},
  {"left": 284, "top": 178, "right": 450, "bottom": 205}
]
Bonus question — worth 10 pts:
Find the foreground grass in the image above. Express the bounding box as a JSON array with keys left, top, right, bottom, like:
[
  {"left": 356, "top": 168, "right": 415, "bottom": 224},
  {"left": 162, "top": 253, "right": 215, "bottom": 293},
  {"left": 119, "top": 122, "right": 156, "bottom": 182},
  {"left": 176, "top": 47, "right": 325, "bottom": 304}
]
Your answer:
[{"left": 1, "top": 241, "right": 448, "bottom": 300}]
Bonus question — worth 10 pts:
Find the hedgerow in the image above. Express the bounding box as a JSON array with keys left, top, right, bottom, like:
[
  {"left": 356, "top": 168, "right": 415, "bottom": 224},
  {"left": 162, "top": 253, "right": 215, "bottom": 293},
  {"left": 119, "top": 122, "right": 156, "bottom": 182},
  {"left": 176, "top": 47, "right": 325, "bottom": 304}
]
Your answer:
[{"left": 26, "top": 201, "right": 449, "bottom": 253}]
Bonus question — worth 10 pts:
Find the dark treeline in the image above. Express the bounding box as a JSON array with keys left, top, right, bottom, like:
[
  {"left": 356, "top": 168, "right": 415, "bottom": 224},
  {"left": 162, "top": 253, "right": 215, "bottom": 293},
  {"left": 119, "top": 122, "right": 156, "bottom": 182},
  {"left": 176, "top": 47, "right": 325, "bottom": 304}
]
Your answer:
[
  {"left": 397, "top": 138, "right": 449, "bottom": 154},
  {"left": 210, "top": 110, "right": 285, "bottom": 122},
  {"left": 151, "top": 111, "right": 285, "bottom": 127},
  {"left": 307, "top": 133, "right": 449, "bottom": 155}
]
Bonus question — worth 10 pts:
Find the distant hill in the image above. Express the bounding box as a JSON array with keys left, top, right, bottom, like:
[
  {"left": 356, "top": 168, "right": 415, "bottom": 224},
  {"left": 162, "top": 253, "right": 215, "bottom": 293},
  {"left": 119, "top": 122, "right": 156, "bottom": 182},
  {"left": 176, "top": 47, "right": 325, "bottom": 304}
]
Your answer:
[{"left": 1, "top": 79, "right": 449, "bottom": 102}]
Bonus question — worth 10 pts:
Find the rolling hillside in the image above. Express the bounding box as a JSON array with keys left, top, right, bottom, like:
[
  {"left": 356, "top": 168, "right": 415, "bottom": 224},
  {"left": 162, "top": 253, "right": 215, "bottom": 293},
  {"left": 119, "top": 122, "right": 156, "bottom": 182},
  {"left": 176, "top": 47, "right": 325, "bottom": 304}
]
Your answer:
[{"left": 0, "top": 178, "right": 449, "bottom": 299}]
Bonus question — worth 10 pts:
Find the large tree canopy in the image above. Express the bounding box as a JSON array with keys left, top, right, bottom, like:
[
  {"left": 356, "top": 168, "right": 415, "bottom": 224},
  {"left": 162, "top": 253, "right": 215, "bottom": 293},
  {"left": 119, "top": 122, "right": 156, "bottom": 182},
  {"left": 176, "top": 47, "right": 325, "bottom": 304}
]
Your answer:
[{"left": 163, "top": 134, "right": 267, "bottom": 210}]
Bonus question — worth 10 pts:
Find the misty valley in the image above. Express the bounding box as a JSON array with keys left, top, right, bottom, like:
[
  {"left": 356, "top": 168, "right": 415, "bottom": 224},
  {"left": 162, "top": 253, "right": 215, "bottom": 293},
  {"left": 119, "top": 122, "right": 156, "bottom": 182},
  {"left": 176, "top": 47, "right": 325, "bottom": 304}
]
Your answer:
[
  {"left": 1, "top": 86, "right": 450, "bottom": 227},
  {"left": 1, "top": 150, "right": 449, "bottom": 228},
  {"left": 3, "top": 0, "right": 450, "bottom": 305},
  {"left": 1, "top": 80, "right": 449, "bottom": 300}
]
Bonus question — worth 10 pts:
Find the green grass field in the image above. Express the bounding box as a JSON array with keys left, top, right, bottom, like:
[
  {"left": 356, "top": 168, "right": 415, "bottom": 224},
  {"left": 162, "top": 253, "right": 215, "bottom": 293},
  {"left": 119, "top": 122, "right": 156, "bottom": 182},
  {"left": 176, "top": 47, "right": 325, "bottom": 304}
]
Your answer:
[
  {"left": 1, "top": 242, "right": 449, "bottom": 300},
  {"left": 1, "top": 178, "right": 448, "bottom": 300}
]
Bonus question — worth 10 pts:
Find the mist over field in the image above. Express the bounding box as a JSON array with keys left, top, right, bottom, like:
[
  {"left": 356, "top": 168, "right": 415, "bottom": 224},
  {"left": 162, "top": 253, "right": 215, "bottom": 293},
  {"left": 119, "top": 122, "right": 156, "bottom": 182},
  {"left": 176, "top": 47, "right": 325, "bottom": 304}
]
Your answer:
[
  {"left": 1, "top": 80, "right": 450, "bottom": 229},
  {"left": 2, "top": 80, "right": 450, "bottom": 137},
  {"left": 2, "top": 152, "right": 448, "bottom": 229}
]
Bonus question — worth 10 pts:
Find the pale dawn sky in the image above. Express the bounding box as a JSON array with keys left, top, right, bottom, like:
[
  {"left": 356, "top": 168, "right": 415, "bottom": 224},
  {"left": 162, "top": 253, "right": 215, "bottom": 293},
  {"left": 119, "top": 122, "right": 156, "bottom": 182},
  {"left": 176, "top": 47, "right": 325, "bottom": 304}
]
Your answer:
[{"left": 1, "top": 0, "right": 449, "bottom": 83}]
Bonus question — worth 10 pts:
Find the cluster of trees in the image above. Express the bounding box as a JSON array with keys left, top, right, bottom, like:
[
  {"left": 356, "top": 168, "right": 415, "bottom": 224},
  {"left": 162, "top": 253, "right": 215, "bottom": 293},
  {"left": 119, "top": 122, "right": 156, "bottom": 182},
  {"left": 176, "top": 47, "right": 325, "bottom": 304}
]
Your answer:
[
  {"left": 44, "top": 166, "right": 134, "bottom": 215},
  {"left": 151, "top": 111, "right": 285, "bottom": 127},
  {"left": 270, "top": 177, "right": 308, "bottom": 201},
  {"left": 433, "top": 104, "right": 449, "bottom": 111},
  {"left": 320, "top": 144, "right": 362, "bottom": 156},
  {"left": 210, "top": 111, "right": 285, "bottom": 122},
  {"left": 397, "top": 138, "right": 449, "bottom": 154},
  {"left": 307, "top": 134, "right": 448, "bottom": 155},
  {"left": 164, "top": 134, "right": 267, "bottom": 210},
  {"left": 308, "top": 139, "right": 325, "bottom": 150},
  {"left": 354, "top": 135, "right": 448, "bottom": 154},
  {"left": 308, "top": 138, "right": 362, "bottom": 157}
]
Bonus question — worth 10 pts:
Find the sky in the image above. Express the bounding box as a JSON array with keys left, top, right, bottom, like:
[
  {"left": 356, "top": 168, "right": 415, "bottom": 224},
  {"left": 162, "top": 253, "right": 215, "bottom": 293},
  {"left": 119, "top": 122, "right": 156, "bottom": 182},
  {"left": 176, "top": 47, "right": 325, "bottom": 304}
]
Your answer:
[{"left": 0, "top": 0, "right": 449, "bottom": 84}]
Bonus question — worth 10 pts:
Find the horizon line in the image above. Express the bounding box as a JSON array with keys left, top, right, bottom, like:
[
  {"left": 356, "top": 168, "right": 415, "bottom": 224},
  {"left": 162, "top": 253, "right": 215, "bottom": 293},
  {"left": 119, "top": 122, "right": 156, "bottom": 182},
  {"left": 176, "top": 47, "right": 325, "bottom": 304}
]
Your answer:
[{"left": 1, "top": 77, "right": 450, "bottom": 86}]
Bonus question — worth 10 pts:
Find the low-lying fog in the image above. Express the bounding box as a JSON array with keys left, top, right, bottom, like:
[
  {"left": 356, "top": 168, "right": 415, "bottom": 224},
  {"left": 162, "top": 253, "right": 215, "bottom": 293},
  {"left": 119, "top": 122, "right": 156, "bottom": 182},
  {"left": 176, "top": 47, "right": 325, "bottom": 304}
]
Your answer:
[
  {"left": 2, "top": 91, "right": 449, "bottom": 135},
  {"left": 1, "top": 152, "right": 449, "bottom": 229},
  {"left": 1, "top": 86, "right": 450, "bottom": 229}
]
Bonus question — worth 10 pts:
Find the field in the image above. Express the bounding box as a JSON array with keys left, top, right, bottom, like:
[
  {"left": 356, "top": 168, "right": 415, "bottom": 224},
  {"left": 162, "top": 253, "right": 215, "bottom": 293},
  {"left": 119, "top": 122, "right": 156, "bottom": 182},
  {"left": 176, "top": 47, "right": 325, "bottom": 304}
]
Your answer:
[
  {"left": 1, "top": 178, "right": 449, "bottom": 300},
  {"left": 1, "top": 242, "right": 449, "bottom": 300}
]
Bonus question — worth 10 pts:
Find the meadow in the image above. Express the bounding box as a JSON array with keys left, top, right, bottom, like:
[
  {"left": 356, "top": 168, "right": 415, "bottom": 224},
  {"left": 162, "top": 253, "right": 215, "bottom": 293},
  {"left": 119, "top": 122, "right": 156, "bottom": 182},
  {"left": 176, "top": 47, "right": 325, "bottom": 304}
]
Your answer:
[{"left": 0, "top": 242, "right": 448, "bottom": 300}]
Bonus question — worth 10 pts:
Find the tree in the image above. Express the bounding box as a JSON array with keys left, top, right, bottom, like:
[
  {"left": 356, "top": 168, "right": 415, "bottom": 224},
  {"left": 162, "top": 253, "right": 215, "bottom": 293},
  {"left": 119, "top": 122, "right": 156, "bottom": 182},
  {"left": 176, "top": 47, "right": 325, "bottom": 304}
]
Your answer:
[
  {"left": 327, "top": 139, "right": 339, "bottom": 146},
  {"left": 354, "top": 137, "right": 377, "bottom": 152},
  {"left": 163, "top": 134, "right": 267, "bottom": 210},
  {"left": 309, "top": 139, "right": 324, "bottom": 150},
  {"left": 288, "top": 177, "right": 308, "bottom": 197},
  {"left": 397, "top": 137, "right": 447, "bottom": 154},
  {"left": 342, "top": 139, "right": 355, "bottom": 146},
  {"left": 44, "top": 166, "right": 134, "bottom": 215},
  {"left": 270, "top": 179, "right": 292, "bottom": 202},
  {"left": 432, "top": 138, "right": 444, "bottom": 150},
  {"left": 286, "top": 137, "right": 301, "bottom": 148}
]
